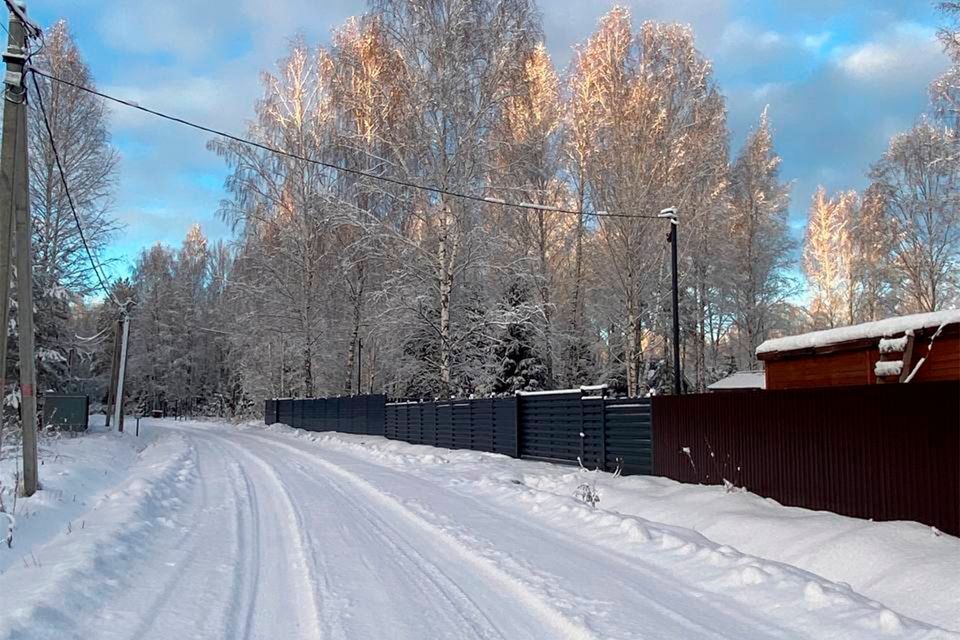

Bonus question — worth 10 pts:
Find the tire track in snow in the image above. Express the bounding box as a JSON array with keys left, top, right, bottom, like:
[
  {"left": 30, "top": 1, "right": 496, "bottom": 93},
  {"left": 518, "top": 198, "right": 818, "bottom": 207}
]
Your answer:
[
  {"left": 284, "top": 457, "right": 508, "bottom": 640},
  {"left": 115, "top": 440, "right": 213, "bottom": 640},
  {"left": 237, "top": 432, "right": 600, "bottom": 640},
  {"left": 222, "top": 452, "right": 261, "bottom": 640},
  {"left": 212, "top": 434, "right": 325, "bottom": 639},
  {"left": 237, "top": 431, "right": 507, "bottom": 639},
  {"left": 98, "top": 430, "right": 259, "bottom": 640},
  {"left": 247, "top": 432, "right": 763, "bottom": 639}
]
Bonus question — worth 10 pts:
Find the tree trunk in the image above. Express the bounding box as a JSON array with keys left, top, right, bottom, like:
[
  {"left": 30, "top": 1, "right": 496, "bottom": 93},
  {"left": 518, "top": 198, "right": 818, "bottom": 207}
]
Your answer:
[
  {"left": 625, "top": 279, "right": 638, "bottom": 397},
  {"left": 438, "top": 206, "right": 452, "bottom": 395}
]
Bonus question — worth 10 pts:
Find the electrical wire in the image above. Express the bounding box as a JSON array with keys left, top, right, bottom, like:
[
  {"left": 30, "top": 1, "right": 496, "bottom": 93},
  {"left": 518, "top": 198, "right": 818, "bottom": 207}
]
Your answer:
[
  {"left": 74, "top": 326, "right": 111, "bottom": 342},
  {"left": 29, "top": 70, "right": 121, "bottom": 307},
  {"left": 29, "top": 68, "right": 667, "bottom": 222},
  {"left": 3, "top": 0, "right": 41, "bottom": 39}
]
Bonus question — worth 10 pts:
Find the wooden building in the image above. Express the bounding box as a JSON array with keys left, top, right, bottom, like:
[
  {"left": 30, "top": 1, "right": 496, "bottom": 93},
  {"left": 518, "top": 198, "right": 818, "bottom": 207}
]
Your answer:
[{"left": 756, "top": 310, "right": 960, "bottom": 390}]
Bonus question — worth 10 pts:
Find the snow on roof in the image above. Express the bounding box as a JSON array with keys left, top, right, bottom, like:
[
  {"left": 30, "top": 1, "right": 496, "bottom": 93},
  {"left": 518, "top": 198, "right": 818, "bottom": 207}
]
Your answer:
[
  {"left": 707, "top": 371, "right": 766, "bottom": 390},
  {"left": 756, "top": 309, "right": 960, "bottom": 356}
]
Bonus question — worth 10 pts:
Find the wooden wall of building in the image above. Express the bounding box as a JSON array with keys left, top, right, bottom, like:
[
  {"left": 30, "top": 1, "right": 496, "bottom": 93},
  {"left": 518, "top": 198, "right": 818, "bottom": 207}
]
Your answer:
[
  {"left": 912, "top": 334, "right": 960, "bottom": 383},
  {"left": 763, "top": 329, "right": 959, "bottom": 391}
]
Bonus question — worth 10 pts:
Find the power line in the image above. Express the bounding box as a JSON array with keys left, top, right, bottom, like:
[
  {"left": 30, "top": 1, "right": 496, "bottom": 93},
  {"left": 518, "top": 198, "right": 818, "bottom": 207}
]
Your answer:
[
  {"left": 29, "top": 67, "right": 665, "bottom": 222},
  {"left": 2, "top": 0, "right": 40, "bottom": 39},
  {"left": 29, "top": 69, "right": 121, "bottom": 307}
]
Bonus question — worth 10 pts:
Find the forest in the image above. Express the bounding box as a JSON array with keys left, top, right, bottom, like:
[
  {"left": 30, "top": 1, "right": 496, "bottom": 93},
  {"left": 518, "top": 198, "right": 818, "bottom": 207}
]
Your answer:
[{"left": 22, "top": 1, "right": 960, "bottom": 415}]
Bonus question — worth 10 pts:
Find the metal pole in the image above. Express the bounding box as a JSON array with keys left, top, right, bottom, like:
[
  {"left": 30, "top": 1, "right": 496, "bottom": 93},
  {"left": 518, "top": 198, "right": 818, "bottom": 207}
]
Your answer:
[
  {"left": 112, "top": 313, "right": 130, "bottom": 432},
  {"left": 670, "top": 222, "right": 681, "bottom": 395},
  {"left": 357, "top": 337, "right": 362, "bottom": 396},
  {"left": 0, "top": 4, "right": 26, "bottom": 489},
  {"left": 14, "top": 94, "right": 37, "bottom": 495},
  {"left": 659, "top": 207, "right": 681, "bottom": 395}
]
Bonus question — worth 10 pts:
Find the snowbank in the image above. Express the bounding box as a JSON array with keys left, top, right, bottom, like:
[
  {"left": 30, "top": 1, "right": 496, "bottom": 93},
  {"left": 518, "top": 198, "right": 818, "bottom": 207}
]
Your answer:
[
  {"left": 0, "top": 416, "right": 193, "bottom": 636},
  {"left": 276, "top": 427, "right": 960, "bottom": 632}
]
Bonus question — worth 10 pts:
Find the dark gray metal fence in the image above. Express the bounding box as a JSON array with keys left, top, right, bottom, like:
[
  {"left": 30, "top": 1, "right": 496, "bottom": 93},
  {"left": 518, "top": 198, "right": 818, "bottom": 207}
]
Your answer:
[
  {"left": 385, "top": 398, "right": 518, "bottom": 457},
  {"left": 266, "top": 391, "right": 653, "bottom": 474},
  {"left": 265, "top": 395, "right": 386, "bottom": 436}
]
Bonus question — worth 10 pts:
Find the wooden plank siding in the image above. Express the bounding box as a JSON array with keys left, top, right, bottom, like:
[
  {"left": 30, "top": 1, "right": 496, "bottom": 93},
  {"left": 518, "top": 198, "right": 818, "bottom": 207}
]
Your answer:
[
  {"left": 761, "top": 324, "right": 959, "bottom": 390},
  {"left": 912, "top": 334, "right": 960, "bottom": 382}
]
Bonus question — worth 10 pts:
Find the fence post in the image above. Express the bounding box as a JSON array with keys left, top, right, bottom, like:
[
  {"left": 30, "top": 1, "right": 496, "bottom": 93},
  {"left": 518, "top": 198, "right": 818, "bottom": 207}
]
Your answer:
[
  {"left": 514, "top": 392, "right": 522, "bottom": 459},
  {"left": 599, "top": 387, "right": 607, "bottom": 472},
  {"left": 578, "top": 389, "right": 586, "bottom": 467}
]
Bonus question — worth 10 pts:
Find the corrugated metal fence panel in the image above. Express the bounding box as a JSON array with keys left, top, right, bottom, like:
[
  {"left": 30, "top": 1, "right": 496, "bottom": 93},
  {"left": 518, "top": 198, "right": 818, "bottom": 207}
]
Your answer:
[
  {"left": 517, "top": 394, "right": 651, "bottom": 473},
  {"left": 264, "top": 399, "right": 278, "bottom": 424},
  {"left": 519, "top": 392, "right": 587, "bottom": 466},
  {"left": 651, "top": 382, "right": 960, "bottom": 536},
  {"left": 278, "top": 399, "right": 293, "bottom": 426},
  {"left": 493, "top": 397, "right": 518, "bottom": 456},
  {"left": 604, "top": 399, "right": 653, "bottom": 475},
  {"left": 385, "top": 403, "right": 398, "bottom": 439},
  {"left": 422, "top": 402, "right": 437, "bottom": 447},
  {"left": 365, "top": 395, "right": 386, "bottom": 436}
]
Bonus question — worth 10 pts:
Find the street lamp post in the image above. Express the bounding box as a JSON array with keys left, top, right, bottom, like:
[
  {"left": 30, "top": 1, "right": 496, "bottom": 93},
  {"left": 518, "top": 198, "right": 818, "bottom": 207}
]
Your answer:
[{"left": 658, "top": 207, "right": 682, "bottom": 395}]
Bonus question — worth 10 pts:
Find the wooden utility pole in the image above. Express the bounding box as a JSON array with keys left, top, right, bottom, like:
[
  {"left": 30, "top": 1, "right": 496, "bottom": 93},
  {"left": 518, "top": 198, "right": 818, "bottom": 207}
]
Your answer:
[
  {"left": 0, "top": 2, "right": 37, "bottom": 495},
  {"left": 15, "top": 97, "right": 37, "bottom": 490},
  {"left": 112, "top": 312, "right": 130, "bottom": 432},
  {"left": 105, "top": 317, "right": 121, "bottom": 427}
]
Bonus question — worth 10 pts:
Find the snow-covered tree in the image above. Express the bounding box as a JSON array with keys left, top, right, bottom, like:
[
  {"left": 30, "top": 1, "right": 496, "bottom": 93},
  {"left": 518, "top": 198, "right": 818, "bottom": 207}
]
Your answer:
[
  {"left": 727, "top": 108, "right": 795, "bottom": 366},
  {"left": 492, "top": 281, "right": 548, "bottom": 393},
  {"left": 804, "top": 187, "right": 856, "bottom": 328},
  {"left": 867, "top": 119, "right": 960, "bottom": 312},
  {"left": 24, "top": 20, "right": 118, "bottom": 394}
]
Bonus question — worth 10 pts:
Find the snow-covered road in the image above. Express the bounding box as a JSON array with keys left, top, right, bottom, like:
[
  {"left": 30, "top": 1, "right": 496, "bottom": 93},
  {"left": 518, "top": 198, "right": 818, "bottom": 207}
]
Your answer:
[{"left": 1, "top": 420, "right": 957, "bottom": 639}]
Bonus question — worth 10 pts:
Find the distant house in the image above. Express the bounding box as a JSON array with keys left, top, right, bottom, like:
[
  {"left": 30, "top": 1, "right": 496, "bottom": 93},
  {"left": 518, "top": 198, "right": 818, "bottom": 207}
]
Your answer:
[
  {"left": 756, "top": 309, "right": 960, "bottom": 391},
  {"left": 707, "top": 371, "right": 766, "bottom": 392}
]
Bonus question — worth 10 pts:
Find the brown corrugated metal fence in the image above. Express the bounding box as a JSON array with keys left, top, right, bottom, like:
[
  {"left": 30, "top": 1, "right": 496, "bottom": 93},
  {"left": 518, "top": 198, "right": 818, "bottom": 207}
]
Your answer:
[{"left": 652, "top": 381, "right": 960, "bottom": 535}]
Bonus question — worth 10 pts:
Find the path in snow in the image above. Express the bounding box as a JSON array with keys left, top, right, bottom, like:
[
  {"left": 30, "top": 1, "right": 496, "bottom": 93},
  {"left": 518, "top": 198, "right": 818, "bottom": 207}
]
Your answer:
[{"left": 0, "top": 420, "right": 955, "bottom": 640}]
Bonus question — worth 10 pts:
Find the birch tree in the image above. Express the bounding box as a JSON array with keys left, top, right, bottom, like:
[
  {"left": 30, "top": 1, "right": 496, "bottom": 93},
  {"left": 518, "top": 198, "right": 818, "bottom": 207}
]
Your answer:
[
  {"left": 867, "top": 119, "right": 960, "bottom": 311},
  {"left": 933, "top": 2, "right": 960, "bottom": 130},
  {"left": 492, "top": 42, "right": 568, "bottom": 387},
  {"left": 727, "top": 108, "right": 794, "bottom": 366},
  {"left": 26, "top": 20, "right": 119, "bottom": 392},
  {"left": 576, "top": 8, "right": 730, "bottom": 395},
  {"left": 212, "top": 41, "right": 340, "bottom": 398},
  {"left": 369, "top": 0, "right": 541, "bottom": 396},
  {"left": 803, "top": 187, "right": 856, "bottom": 328}
]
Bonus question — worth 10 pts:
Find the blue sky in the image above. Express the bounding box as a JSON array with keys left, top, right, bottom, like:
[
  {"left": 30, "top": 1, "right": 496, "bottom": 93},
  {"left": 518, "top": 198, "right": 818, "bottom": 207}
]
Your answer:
[{"left": 30, "top": 0, "right": 948, "bottom": 280}]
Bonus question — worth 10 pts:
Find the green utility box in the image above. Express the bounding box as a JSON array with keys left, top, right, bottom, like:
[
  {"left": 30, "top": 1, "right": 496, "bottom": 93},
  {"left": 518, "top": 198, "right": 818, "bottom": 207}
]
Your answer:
[{"left": 41, "top": 394, "right": 90, "bottom": 432}]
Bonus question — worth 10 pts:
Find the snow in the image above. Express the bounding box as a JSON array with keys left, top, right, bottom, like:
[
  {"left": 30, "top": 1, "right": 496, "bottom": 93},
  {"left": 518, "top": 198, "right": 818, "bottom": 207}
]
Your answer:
[
  {"left": 515, "top": 388, "right": 581, "bottom": 396},
  {"left": 0, "top": 418, "right": 958, "bottom": 639},
  {"left": 708, "top": 371, "right": 767, "bottom": 390},
  {"left": 875, "top": 360, "right": 904, "bottom": 377},
  {"left": 757, "top": 309, "right": 960, "bottom": 355},
  {"left": 879, "top": 336, "right": 910, "bottom": 353}
]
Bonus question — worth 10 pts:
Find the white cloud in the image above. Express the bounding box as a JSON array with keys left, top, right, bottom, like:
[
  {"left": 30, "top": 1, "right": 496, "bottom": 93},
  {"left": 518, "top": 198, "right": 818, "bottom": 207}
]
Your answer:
[
  {"left": 719, "top": 19, "right": 786, "bottom": 54},
  {"left": 833, "top": 22, "right": 946, "bottom": 82},
  {"left": 802, "top": 31, "right": 832, "bottom": 51}
]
